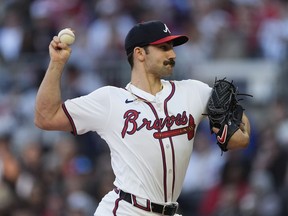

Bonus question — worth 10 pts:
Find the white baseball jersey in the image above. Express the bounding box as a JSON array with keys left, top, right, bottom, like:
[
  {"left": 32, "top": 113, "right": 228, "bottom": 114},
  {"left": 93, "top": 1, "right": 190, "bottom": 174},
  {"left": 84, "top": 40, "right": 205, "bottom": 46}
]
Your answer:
[{"left": 63, "top": 79, "right": 212, "bottom": 215}]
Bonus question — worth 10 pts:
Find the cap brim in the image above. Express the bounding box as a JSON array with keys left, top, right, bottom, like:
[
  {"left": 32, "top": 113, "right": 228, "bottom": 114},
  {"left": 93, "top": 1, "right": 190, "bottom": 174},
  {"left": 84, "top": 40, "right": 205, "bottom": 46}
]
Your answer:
[{"left": 150, "top": 35, "right": 189, "bottom": 46}]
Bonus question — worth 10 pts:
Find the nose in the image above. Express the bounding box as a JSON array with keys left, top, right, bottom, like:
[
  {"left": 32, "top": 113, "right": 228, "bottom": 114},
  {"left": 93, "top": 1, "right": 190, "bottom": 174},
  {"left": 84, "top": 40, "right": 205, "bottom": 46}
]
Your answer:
[{"left": 169, "top": 48, "right": 176, "bottom": 60}]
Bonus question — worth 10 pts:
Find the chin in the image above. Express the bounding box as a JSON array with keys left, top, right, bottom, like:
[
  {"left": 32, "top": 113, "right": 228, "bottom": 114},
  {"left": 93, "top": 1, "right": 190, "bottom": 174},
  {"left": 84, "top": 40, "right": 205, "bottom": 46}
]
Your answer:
[
  {"left": 166, "top": 69, "right": 174, "bottom": 76},
  {"left": 161, "top": 72, "right": 173, "bottom": 78},
  {"left": 158, "top": 67, "right": 173, "bottom": 78}
]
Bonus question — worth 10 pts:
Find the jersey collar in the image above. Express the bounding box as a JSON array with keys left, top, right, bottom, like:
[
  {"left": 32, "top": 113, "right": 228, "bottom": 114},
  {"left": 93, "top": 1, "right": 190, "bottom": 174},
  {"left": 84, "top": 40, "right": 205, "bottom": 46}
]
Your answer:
[{"left": 125, "top": 81, "right": 166, "bottom": 103}]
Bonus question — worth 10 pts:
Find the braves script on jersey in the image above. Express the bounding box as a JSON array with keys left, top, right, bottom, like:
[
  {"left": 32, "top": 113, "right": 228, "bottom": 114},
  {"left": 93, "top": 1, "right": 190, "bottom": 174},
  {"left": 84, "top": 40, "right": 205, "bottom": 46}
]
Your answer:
[{"left": 63, "top": 79, "right": 211, "bottom": 215}]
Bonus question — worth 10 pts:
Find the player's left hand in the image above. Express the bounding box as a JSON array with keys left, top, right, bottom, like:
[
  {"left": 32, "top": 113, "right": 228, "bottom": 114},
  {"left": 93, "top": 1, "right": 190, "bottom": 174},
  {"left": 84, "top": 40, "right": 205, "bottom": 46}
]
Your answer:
[{"left": 206, "top": 78, "right": 252, "bottom": 152}]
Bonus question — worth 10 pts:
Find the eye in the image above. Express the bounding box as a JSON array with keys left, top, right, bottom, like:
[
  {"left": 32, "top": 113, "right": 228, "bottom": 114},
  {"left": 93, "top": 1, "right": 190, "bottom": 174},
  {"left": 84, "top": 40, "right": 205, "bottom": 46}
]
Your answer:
[
  {"left": 159, "top": 44, "right": 172, "bottom": 51},
  {"left": 161, "top": 46, "right": 168, "bottom": 51}
]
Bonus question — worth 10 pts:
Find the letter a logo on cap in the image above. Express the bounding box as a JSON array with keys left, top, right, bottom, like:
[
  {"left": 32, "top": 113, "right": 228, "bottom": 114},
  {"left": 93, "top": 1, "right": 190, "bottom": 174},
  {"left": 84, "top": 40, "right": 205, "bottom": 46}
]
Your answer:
[{"left": 163, "top": 24, "right": 171, "bottom": 33}]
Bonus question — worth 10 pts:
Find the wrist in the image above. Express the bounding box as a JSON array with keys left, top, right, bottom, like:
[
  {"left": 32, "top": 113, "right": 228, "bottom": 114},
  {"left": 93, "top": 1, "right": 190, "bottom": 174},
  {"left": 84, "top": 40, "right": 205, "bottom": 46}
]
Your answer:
[{"left": 48, "top": 60, "right": 66, "bottom": 71}]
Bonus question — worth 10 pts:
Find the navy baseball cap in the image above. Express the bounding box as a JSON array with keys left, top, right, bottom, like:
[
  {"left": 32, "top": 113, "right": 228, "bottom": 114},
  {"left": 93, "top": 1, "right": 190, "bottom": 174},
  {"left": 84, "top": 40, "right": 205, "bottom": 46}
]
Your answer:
[{"left": 125, "top": 20, "right": 189, "bottom": 55}]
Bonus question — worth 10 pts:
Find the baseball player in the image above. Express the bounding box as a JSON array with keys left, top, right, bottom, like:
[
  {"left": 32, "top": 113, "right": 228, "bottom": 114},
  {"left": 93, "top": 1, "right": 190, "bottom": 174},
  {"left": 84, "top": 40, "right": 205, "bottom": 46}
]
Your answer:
[{"left": 34, "top": 20, "right": 251, "bottom": 216}]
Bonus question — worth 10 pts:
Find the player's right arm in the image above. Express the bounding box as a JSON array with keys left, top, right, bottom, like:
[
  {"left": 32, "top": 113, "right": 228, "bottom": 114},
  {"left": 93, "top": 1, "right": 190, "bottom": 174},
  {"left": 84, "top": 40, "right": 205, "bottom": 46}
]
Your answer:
[{"left": 34, "top": 36, "right": 72, "bottom": 132}]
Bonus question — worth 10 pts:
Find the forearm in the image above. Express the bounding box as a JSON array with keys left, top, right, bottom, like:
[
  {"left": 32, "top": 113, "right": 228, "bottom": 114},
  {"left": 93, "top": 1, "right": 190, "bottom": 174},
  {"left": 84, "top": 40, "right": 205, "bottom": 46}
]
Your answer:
[
  {"left": 34, "top": 35, "right": 73, "bottom": 131},
  {"left": 34, "top": 61, "right": 65, "bottom": 129},
  {"left": 227, "top": 113, "right": 250, "bottom": 150}
]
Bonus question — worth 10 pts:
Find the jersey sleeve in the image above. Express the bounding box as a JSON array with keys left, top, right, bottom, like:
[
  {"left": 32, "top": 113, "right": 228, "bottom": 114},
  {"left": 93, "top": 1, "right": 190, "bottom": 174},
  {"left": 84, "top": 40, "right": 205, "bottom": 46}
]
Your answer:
[
  {"left": 191, "top": 80, "right": 212, "bottom": 113},
  {"left": 63, "top": 86, "right": 111, "bottom": 135},
  {"left": 182, "top": 79, "right": 212, "bottom": 117}
]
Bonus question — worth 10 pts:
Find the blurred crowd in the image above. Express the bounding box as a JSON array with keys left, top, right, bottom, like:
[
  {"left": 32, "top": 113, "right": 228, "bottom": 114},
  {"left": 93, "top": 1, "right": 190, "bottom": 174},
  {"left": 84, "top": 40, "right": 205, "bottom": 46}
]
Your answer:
[{"left": 1, "top": 0, "right": 288, "bottom": 215}]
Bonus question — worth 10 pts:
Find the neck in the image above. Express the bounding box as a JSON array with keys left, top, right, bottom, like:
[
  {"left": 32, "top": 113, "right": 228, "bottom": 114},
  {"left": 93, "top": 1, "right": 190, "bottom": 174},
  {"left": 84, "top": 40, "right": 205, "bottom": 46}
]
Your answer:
[{"left": 131, "top": 69, "right": 162, "bottom": 95}]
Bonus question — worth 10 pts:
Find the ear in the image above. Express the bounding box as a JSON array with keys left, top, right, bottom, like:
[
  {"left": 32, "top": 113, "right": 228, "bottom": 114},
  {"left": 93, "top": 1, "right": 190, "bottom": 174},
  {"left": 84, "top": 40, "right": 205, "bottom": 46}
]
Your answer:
[{"left": 134, "top": 47, "right": 145, "bottom": 62}]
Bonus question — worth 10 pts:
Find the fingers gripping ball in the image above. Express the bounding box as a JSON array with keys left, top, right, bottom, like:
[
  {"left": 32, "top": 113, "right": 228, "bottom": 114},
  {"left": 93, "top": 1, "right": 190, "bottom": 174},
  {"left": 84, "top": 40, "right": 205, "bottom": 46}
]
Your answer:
[{"left": 58, "top": 28, "right": 75, "bottom": 45}]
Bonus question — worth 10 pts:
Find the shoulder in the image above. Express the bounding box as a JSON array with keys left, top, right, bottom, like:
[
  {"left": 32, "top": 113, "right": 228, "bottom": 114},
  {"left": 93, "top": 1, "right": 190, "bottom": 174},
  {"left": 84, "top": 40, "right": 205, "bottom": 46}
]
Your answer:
[
  {"left": 89, "top": 85, "right": 126, "bottom": 96},
  {"left": 170, "top": 79, "right": 211, "bottom": 90},
  {"left": 170, "top": 80, "right": 212, "bottom": 104}
]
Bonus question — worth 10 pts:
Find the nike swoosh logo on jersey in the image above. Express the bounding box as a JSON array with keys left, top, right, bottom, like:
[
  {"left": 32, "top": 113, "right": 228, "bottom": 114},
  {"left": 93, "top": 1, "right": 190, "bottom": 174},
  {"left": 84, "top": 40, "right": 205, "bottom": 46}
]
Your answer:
[
  {"left": 217, "top": 124, "right": 228, "bottom": 144},
  {"left": 125, "top": 99, "right": 136, "bottom": 103}
]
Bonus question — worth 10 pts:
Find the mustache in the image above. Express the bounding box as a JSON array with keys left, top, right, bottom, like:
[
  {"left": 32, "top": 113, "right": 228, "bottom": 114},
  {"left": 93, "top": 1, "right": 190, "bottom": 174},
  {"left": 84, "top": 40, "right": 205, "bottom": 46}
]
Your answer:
[{"left": 163, "top": 59, "right": 176, "bottom": 67}]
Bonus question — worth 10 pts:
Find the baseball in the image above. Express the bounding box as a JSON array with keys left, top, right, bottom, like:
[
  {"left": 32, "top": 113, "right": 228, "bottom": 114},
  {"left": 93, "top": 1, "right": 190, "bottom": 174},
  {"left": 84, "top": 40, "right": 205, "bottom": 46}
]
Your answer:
[{"left": 58, "top": 28, "right": 75, "bottom": 45}]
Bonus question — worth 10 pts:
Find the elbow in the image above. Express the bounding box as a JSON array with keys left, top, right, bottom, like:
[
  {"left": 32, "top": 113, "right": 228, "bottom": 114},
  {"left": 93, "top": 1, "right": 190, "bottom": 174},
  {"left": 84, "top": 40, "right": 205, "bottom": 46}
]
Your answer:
[
  {"left": 34, "top": 116, "right": 46, "bottom": 130},
  {"left": 34, "top": 113, "right": 52, "bottom": 130},
  {"left": 34, "top": 118, "right": 44, "bottom": 130}
]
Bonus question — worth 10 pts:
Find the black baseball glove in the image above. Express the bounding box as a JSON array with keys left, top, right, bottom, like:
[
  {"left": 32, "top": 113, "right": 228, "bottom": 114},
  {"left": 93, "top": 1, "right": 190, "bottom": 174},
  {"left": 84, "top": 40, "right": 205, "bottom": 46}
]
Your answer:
[{"left": 206, "top": 78, "right": 251, "bottom": 152}]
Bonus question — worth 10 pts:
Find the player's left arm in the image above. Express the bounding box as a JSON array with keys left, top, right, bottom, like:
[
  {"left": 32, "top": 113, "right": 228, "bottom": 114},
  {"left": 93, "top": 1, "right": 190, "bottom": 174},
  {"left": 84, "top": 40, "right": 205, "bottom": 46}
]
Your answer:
[{"left": 215, "top": 112, "right": 251, "bottom": 150}]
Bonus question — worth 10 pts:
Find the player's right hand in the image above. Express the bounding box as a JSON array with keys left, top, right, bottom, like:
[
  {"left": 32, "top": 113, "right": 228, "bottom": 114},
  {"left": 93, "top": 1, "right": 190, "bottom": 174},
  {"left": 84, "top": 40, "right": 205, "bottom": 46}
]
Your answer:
[{"left": 49, "top": 36, "right": 72, "bottom": 63}]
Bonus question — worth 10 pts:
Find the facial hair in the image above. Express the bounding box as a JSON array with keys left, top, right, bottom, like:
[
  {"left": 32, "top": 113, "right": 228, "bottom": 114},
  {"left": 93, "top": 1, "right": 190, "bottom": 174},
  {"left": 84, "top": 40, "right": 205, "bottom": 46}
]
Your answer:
[{"left": 163, "top": 59, "right": 176, "bottom": 67}]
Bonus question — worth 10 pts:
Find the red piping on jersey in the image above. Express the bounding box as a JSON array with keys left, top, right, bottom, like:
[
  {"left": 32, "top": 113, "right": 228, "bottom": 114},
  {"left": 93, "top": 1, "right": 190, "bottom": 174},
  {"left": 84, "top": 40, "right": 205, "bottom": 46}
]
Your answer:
[
  {"left": 62, "top": 103, "right": 77, "bottom": 135},
  {"left": 141, "top": 81, "right": 177, "bottom": 202},
  {"left": 144, "top": 101, "right": 168, "bottom": 202},
  {"left": 124, "top": 81, "right": 179, "bottom": 202},
  {"left": 164, "top": 81, "right": 176, "bottom": 200},
  {"left": 113, "top": 197, "right": 121, "bottom": 216},
  {"left": 113, "top": 188, "right": 121, "bottom": 215}
]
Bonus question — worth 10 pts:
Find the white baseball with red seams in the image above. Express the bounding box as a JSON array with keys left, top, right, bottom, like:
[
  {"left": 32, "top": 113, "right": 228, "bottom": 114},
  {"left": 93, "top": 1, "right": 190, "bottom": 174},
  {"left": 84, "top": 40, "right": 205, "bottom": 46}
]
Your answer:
[
  {"left": 58, "top": 28, "right": 75, "bottom": 45},
  {"left": 63, "top": 79, "right": 211, "bottom": 215}
]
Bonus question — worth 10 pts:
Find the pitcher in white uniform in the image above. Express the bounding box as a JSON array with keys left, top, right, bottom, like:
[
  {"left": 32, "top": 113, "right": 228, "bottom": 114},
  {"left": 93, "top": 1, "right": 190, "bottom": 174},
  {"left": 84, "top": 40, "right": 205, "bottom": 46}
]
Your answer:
[{"left": 34, "top": 20, "right": 251, "bottom": 216}]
